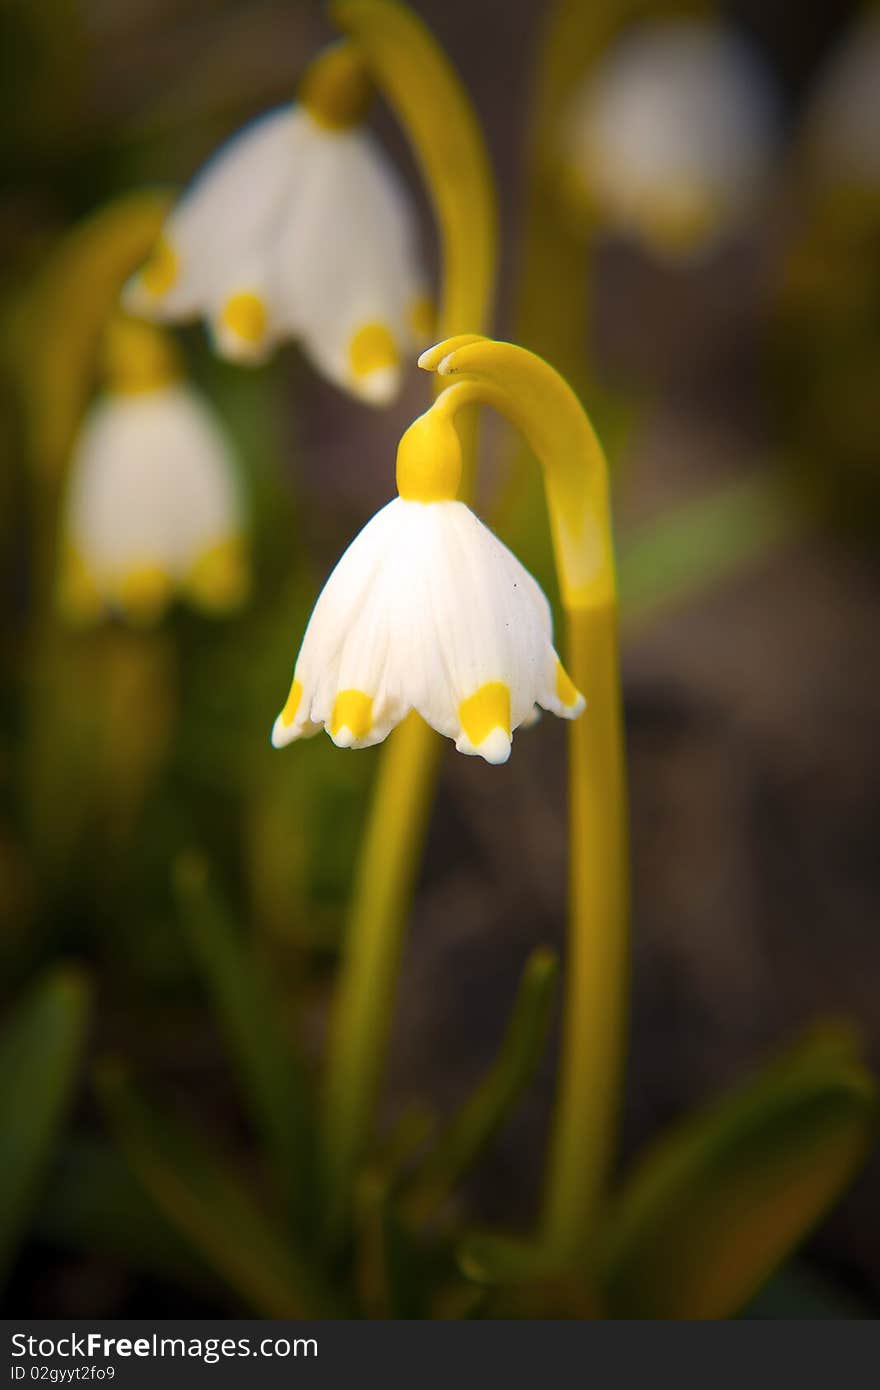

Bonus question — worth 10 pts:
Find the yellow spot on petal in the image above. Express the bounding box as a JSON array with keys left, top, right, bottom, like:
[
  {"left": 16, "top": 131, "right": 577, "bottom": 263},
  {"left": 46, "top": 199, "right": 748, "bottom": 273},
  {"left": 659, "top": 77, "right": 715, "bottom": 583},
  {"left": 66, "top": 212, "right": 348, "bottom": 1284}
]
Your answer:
[
  {"left": 220, "top": 292, "right": 268, "bottom": 346},
  {"left": 116, "top": 564, "right": 173, "bottom": 626},
  {"left": 279, "top": 678, "right": 303, "bottom": 728},
  {"left": 187, "top": 537, "right": 249, "bottom": 613},
  {"left": 57, "top": 549, "right": 103, "bottom": 626},
  {"left": 408, "top": 294, "right": 435, "bottom": 344},
  {"left": 330, "top": 689, "right": 373, "bottom": 740},
  {"left": 556, "top": 661, "right": 582, "bottom": 709},
  {"left": 140, "top": 236, "right": 178, "bottom": 298},
  {"left": 459, "top": 681, "right": 511, "bottom": 747},
  {"left": 348, "top": 322, "right": 399, "bottom": 381}
]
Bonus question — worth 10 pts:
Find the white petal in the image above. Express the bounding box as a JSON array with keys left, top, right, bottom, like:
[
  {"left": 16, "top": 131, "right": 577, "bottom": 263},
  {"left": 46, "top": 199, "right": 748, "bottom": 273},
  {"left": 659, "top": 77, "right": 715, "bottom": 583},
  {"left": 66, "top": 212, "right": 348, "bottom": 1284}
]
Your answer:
[
  {"left": 273, "top": 122, "right": 425, "bottom": 403},
  {"left": 62, "top": 384, "right": 244, "bottom": 592},
  {"left": 125, "top": 107, "right": 299, "bottom": 320}
]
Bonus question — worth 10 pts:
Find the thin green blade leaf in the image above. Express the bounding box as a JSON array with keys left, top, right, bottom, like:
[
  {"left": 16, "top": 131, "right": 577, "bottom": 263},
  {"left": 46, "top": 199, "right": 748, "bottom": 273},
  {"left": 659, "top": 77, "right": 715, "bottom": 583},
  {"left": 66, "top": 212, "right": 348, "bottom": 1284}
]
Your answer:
[
  {"left": 402, "top": 947, "right": 558, "bottom": 1225},
  {"left": 0, "top": 966, "right": 91, "bottom": 1289},
  {"left": 173, "top": 853, "right": 315, "bottom": 1233},
  {"left": 600, "top": 1028, "right": 876, "bottom": 1319},
  {"left": 619, "top": 473, "right": 804, "bottom": 633},
  {"left": 95, "top": 1060, "right": 329, "bottom": 1318}
]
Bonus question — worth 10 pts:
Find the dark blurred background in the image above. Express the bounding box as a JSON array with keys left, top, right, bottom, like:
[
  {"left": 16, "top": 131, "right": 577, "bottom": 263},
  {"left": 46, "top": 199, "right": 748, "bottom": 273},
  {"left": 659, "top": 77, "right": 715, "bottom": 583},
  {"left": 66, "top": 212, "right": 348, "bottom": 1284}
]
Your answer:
[{"left": 1, "top": 0, "right": 878, "bottom": 1318}]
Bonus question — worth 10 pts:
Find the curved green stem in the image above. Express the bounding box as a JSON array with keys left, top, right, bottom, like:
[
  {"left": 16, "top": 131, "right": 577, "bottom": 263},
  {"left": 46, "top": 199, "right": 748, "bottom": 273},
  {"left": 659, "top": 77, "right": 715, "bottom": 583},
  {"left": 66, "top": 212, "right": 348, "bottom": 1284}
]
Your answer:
[
  {"left": 422, "top": 337, "right": 628, "bottom": 1265},
  {"left": 321, "top": 0, "right": 496, "bottom": 1236}
]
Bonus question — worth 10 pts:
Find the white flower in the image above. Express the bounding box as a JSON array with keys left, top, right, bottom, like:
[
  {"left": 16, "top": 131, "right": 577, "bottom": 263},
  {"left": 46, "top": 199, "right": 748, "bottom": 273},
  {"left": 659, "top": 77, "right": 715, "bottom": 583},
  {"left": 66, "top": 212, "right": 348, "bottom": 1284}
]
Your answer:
[
  {"left": 562, "top": 18, "right": 778, "bottom": 258},
  {"left": 271, "top": 408, "right": 584, "bottom": 765},
  {"left": 124, "top": 45, "right": 430, "bottom": 406},
  {"left": 58, "top": 319, "right": 248, "bottom": 626},
  {"left": 803, "top": 12, "right": 880, "bottom": 192}
]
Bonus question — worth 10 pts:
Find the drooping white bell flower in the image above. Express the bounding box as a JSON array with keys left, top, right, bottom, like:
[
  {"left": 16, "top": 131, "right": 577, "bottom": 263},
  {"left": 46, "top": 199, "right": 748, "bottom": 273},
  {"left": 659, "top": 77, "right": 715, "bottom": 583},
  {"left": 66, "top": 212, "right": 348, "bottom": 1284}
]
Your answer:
[
  {"left": 58, "top": 317, "right": 249, "bottom": 626},
  {"left": 802, "top": 11, "right": 880, "bottom": 193},
  {"left": 271, "top": 406, "right": 584, "bottom": 765},
  {"left": 562, "top": 18, "right": 778, "bottom": 258},
  {"left": 124, "top": 43, "right": 431, "bottom": 406}
]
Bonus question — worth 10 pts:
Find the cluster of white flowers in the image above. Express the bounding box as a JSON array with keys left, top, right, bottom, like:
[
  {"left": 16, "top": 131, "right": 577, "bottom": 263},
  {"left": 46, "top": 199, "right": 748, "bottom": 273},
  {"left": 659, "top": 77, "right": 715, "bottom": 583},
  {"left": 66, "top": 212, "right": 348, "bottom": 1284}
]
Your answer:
[{"left": 60, "top": 36, "right": 587, "bottom": 767}]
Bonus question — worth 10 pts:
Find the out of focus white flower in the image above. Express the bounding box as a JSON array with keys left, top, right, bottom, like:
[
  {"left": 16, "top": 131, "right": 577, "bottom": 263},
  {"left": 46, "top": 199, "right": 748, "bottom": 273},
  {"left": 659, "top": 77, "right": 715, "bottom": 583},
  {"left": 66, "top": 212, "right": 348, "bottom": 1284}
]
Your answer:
[
  {"left": 125, "top": 44, "right": 430, "bottom": 406},
  {"left": 58, "top": 318, "right": 248, "bottom": 626},
  {"left": 562, "top": 18, "right": 778, "bottom": 258},
  {"left": 803, "top": 10, "right": 880, "bottom": 192},
  {"left": 271, "top": 406, "right": 584, "bottom": 765}
]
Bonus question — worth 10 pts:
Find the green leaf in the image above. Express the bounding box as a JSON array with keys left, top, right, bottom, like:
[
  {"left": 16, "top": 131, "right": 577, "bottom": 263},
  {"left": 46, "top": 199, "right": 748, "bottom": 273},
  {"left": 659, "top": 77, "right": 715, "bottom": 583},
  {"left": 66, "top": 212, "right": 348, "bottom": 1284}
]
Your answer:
[
  {"left": 37, "top": 1138, "right": 219, "bottom": 1295},
  {"left": 401, "top": 948, "right": 558, "bottom": 1225},
  {"left": 0, "top": 966, "right": 90, "bottom": 1289},
  {"left": 619, "top": 474, "right": 804, "bottom": 633},
  {"left": 95, "top": 1060, "right": 330, "bottom": 1318},
  {"left": 599, "top": 1026, "right": 877, "bottom": 1319},
  {"left": 173, "top": 853, "right": 315, "bottom": 1234}
]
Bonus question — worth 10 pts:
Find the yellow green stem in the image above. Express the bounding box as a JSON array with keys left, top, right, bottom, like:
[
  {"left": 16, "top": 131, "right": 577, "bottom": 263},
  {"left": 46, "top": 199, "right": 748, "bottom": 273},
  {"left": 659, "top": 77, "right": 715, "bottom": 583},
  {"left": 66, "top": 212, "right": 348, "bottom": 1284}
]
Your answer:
[
  {"left": 321, "top": 0, "right": 496, "bottom": 1232},
  {"left": 422, "top": 337, "right": 629, "bottom": 1265}
]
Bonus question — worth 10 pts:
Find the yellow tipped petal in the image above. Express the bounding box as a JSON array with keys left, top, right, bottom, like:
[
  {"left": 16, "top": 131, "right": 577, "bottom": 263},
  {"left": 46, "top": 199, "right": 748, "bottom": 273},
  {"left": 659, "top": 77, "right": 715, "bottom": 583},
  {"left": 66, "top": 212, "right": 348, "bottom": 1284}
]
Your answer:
[
  {"left": 187, "top": 537, "right": 249, "bottom": 613},
  {"left": 139, "top": 235, "right": 178, "bottom": 298},
  {"left": 279, "top": 678, "right": 304, "bottom": 729},
  {"left": 330, "top": 689, "right": 373, "bottom": 742},
  {"left": 220, "top": 291, "right": 268, "bottom": 348},
  {"left": 349, "top": 322, "right": 399, "bottom": 380},
  {"left": 556, "top": 659, "right": 584, "bottom": 712},
  {"left": 116, "top": 564, "right": 173, "bottom": 625},
  {"left": 459, "top": 680, "right": 511, "bottom": 747}
]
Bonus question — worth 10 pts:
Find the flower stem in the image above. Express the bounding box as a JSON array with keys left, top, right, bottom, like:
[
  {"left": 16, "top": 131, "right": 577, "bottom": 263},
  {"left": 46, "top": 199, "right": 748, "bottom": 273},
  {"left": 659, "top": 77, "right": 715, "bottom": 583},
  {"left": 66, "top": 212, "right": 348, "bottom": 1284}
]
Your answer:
[
  {"left": 321, "top": 0, "right": 496, "bottom": 1235},
  {"left": 421, "top": 339, "right": 629, "bottom": 1266},
  {"left": 321, "top": 712, "right": 441, "bottom": 1233},
  {"left": 542, "top": 600, "right": 629, "bottom": 1261}
]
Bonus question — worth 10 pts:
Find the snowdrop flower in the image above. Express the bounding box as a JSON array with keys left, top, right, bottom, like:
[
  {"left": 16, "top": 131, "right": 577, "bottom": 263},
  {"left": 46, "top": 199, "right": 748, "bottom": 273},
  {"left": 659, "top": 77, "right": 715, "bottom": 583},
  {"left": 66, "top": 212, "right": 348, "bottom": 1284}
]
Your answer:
[
  {"left": 803, "top": 10, "right": 880, "bottom": 193},
  {"left": 562, "top": 18, "right": 778, "bottom": 258},
  {"left": 271, "top": 403, "right": 584, "bottom": 765},
  {"left": 58, "top": 317, "right": 248, "bottom": 626},
  {"left": 124, "top": 43, "right": 431, "bottom": 406}
]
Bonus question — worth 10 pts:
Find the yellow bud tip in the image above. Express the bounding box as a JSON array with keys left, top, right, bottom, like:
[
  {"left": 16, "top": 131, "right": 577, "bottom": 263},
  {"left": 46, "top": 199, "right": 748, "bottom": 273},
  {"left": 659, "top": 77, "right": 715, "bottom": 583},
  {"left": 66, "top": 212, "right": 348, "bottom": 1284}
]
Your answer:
[
  {"left": 458, "top": 682, "right": 512, "bottom": 763},
  {"left": 299, "top": 40, "right": 373, "bottom": 130},
  {"left": 138, "top": 235, "right": 178, "bottom": 299},
  {"left": 417, "top": 335, "right": 487, "bottom": 374},
  {"left": 102, "top": 314, "right": 180, "bottom": 394},
  {"left": 218, "top": 292, "right": 269, "bottom": 352},
  {"left": 329, "top": 689, "right": 373, "bottom": 746},
  {"left": 396, "top": 404, "right": 463, "bottom": 502}
]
